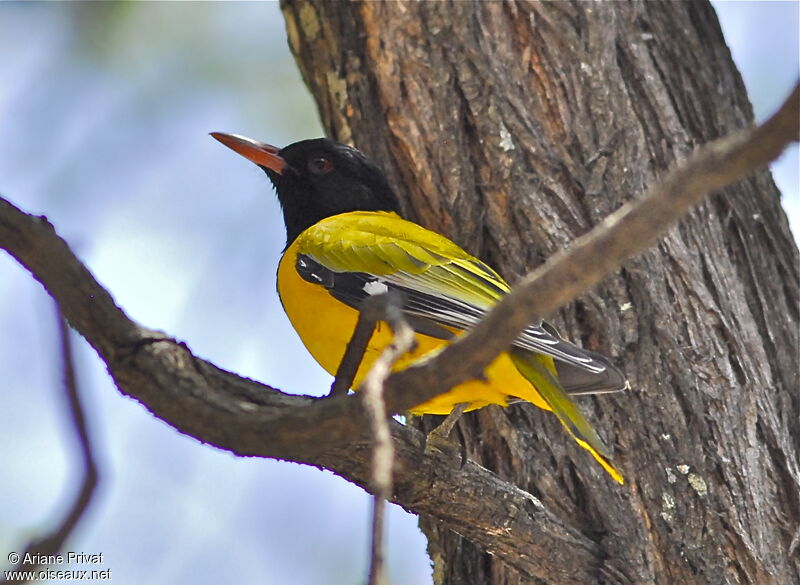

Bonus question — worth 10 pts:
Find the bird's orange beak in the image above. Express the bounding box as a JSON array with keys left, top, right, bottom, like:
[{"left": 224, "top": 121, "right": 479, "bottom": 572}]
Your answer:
[{"left": 210, "top": 132, "right": 287, "bottom": 175}]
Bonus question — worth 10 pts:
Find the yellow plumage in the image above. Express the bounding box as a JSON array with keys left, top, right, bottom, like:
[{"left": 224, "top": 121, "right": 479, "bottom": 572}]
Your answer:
[{"left": 277, "top": 210, "right": 623, "bottom": 483}]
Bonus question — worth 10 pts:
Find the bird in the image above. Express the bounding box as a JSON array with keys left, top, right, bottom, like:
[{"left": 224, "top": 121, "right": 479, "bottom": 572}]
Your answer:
[{"left": 211, "top": 132, "right": 628, "bottom": 483}]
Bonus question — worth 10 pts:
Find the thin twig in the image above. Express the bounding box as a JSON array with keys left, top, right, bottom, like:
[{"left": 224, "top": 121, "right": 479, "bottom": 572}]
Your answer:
[
  {"left": 0, "top": 308, "right": 99, "bottom": 584},
  {"left": 329, "top": 294, "right": 403, "bottom": 397},
  {"left": 358, "top": 293, "right": 416, "bottom": 585}
]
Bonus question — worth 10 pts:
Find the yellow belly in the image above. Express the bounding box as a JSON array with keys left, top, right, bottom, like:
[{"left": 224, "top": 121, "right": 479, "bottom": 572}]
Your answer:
[{"left": 277, "top": 243, "right": 550, "bottom": 414}]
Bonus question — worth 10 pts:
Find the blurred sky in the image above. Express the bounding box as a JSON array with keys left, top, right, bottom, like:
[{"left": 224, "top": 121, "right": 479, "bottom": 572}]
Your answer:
[{"left": 0, "top": 2, "right": 796, "bottom": 585}]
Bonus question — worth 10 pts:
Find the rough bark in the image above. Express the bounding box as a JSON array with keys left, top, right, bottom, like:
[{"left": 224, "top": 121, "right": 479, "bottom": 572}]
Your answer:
[{"left": 281, "top": 1, "right": 799, "bottom": 584}]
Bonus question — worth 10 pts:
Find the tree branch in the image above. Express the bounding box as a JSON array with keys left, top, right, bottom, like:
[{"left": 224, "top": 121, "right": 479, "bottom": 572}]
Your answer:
[{"left": 0, "top": 82, "right": 796, "bottom": 584}]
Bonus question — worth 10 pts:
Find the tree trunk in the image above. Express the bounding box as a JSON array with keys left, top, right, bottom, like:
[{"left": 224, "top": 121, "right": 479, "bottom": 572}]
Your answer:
[{"left": 281, "top": 1, "right": 799, "bottom": 584}]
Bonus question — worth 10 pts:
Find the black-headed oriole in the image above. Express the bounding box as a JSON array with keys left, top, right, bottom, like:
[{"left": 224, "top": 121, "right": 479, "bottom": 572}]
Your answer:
[{"left": 211, "top": 132, "right": 627, "bottom": 483}]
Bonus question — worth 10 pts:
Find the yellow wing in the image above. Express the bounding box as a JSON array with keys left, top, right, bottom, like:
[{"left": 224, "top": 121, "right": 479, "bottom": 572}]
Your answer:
[
  {"left": 295, "top": 212, "right": 621, "bottom": 374},
  {"left": 297, "top": 211, "right": 508, "bottom": 305}
]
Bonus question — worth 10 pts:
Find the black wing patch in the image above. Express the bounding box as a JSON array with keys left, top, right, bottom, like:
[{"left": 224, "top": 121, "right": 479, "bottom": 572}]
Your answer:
[
  {"left": 297, "top": 253, "right": 484, "bottom": 333},
  {"left": 296, "top": 253, "right": 624, "bottom": 388},
  {"left": 297, "top": 254, "right": 453, "bottom": 339}
]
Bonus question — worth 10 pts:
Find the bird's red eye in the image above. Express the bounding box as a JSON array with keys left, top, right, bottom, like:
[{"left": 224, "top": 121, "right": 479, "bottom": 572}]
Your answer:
[{"left": 308, "top": 156, "right": 334, "bottom": 175}]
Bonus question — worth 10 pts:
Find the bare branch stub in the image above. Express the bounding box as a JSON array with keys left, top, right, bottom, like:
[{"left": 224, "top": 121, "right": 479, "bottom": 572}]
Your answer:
[{"left": 329, "top": 293, "right": 408, "bottom": 397}]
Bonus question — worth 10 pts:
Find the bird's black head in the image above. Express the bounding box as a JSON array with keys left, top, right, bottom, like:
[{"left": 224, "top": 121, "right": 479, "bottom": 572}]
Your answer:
[{"left": 211, "top": 133, "right": 400, "bottom": 245}]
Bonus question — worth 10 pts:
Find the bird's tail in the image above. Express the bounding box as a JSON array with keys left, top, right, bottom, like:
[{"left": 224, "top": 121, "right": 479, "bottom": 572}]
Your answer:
[{"left": 508, "top": 348, "right": 624, "bottom": 484}]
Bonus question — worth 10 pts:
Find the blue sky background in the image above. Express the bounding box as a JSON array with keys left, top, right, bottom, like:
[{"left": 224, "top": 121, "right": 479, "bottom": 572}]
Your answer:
[{"left": 0, "top": 3, "right": 796, "bottom": 584}]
